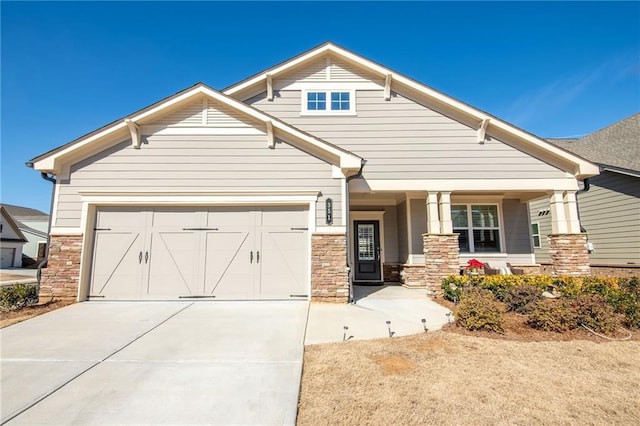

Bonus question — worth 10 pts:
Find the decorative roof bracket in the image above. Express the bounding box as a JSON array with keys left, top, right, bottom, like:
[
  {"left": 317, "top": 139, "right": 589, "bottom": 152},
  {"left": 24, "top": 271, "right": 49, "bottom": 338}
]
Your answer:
[
  {"left": 477, "top": 118, "right": 490, "bottom": 144},
  {"left": 266, "top": 120, "right": 275, "bottom": 149},
  {"left": 266, "top": 74, "right": 273, "bottom": 101},
  {"left": 384, "top": 74, "right": 392, "bottom": 101},
  {"left": 124, "top": 119, "right": 141, "bottom": 149}
]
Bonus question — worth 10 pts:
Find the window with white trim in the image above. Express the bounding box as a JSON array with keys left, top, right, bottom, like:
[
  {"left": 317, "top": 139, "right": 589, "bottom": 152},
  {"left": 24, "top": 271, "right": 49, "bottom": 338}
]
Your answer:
[
  {"left": 302, "top": 90, "right": 355, "bottom": 114},
  {"left": 452, "top": 204, "right": 502, "bottom": 253},
  {"left": 531, "top": 223, "right": 541, "bottom": 248}
]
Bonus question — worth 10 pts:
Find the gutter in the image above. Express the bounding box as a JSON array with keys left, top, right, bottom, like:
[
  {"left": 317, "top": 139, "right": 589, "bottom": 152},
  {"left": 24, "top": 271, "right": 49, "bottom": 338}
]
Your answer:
[
  {"left": 25, "top": 162, "right": 56, "bottom": 296},
  {"left": 344, "top": 159, "right": 366, "bottom": 304}
]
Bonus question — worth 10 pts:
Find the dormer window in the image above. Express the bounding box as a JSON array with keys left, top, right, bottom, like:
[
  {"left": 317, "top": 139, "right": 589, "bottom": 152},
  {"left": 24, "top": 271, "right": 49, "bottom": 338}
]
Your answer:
[{"left": 302, "top": 89, "right": 356, "bottom": 115}]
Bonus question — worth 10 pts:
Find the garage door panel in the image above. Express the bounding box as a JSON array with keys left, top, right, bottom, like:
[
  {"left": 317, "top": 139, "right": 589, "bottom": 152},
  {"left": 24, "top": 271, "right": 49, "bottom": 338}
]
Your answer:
[
  {"left": 152, "top": 209, "right": 202, "bottom": 228},
  {"left": 1, "top": 248, "right": 16, "bottom": 268},
  {"left": 260, "top": 207, "right": 307, "bottom": 227},
  {"left": 259, "top": 229, "right": 308, "bottom": 298},
  {"left": 204, "top": 230, "right": 254, "bottom": 299},
  {"left": 96, "top": 208, "right": 146, "bottom": 229},
  {"left": 90, "top": 232, "right": 143, "bottom": 298},
  {"left": 147, "top": 232, "right": 200, "bottom": 297}
]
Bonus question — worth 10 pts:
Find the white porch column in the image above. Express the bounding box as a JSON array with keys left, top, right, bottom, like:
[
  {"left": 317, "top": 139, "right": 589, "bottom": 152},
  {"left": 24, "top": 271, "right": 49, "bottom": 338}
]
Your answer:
[
  {"left": 550, "top": 191, "right": 568, "bottom": 234},
  {"left": 564, "top": 191, "right": 581, "bottom": 233},
  {"left": 438, "top": 192, "right": 453, "bottom": 234},
  {"left": 426, "top": 192, "right": 440, "bottom": 234}
]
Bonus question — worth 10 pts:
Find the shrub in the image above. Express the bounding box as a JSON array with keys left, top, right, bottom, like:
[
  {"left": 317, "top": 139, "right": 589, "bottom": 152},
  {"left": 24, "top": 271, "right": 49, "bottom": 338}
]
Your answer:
[
  {"left": 0, "top": 284, "right": 38, "bottom": 311},
  {"left": 504, "top": 285, "right": 542, "bottom": 314},
  {"left": 572, "top": 294, "right": 619, "bottom": 333},
  {"left": 455, "top": 288, "right": 504, "bottom": 333},
  {"left": 527, "top": 299, "right": 577, "bottom": 332},
  {"left": 608, "top": 277, "right": 640, "bottom": 329}
]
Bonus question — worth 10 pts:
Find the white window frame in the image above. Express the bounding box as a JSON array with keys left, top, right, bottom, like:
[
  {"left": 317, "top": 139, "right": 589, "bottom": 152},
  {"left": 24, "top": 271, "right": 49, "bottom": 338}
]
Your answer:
[
  {"left": 531, "top": 222, "right": 541, "bottom": 248},
  {"left": 301, "top": 89, "right": 356, "bottom": 115},
  {"left": 452, "top": 203, "right": 505, "bottom": 254}
]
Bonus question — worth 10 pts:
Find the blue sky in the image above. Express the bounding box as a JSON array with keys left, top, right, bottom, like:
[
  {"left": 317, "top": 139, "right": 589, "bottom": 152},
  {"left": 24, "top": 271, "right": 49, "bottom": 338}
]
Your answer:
[{"left": 2, "top": 1, "right": 639, "bottom": 213}]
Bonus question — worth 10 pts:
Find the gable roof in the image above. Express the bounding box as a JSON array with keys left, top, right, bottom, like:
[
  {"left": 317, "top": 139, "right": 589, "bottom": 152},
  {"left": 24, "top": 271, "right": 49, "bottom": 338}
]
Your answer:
[
  {"left": 547, "top": 113, "right": 640, "bottom": 174},
  {"left": 29, "top": 83, "right": 363, "bottom": 175},
  {"left": 1, "top": 204, "right": 49, "bottom": 220},
  {"left": 224, "top": 42, "right": 599, "bottom": 179},
  {"left": 0, "top": 206, "right": 28, "bottom": 242}
]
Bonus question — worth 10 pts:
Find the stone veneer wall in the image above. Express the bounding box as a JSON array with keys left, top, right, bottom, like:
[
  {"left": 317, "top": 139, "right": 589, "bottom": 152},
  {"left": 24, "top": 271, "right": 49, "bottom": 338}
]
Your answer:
[
  {"left": 423, "top": 234, "right": 460, "bottom": 296},
  {"left": 539, "top": 262, "right": 639, "bottom": 278},
  {"left": 311, "top": 233, "right": 349, "bottom": 303},
  {"left": 400, "top": 265, "right": 427, "bottom": 289},
  {"left": 548, "top": 233, "right": 590, "bottom": 276},
  {"left": 39, "top": 235, "right": 83, "bottom": 301}
]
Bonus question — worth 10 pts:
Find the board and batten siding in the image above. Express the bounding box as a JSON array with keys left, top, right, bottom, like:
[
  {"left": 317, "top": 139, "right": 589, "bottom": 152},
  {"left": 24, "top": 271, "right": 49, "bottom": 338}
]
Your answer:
[
  {"left": 54, "top": 134, "right": 341, "bottom": 228},
  {"left": 247, "top": 90, "right": 568, "bottom": 180},
  {"left": 530, "top": 171, "right": 640, "bottom": 265}
]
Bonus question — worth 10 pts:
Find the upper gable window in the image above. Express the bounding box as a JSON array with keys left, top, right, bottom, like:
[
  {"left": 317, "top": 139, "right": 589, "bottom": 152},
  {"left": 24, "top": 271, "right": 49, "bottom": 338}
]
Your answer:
[{"left": 302, "top": 90, "right": 356, "bottom": 115}]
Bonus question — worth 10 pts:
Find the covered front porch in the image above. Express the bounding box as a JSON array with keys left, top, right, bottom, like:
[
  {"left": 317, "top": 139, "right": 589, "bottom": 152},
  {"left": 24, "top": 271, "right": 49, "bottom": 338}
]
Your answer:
[{"left": 349, "top": 188, "right": 589, "bottom": 295}]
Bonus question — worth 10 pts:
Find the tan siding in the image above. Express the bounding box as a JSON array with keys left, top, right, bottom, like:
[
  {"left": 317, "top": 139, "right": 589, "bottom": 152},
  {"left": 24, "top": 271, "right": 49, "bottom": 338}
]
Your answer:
[
  {"left": 149, "top": 99, "right": 257, "bottom": 128},
  {"left": 248, "top": 90, "right": 567, "bottom": 180},
  {"left": 55, "top": 135, "right": 341, "bottom": 228}
]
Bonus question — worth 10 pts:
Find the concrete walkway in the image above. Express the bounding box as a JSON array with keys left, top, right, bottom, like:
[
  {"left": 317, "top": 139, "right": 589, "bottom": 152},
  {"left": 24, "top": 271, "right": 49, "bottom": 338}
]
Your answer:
[
  {"left": 1, "top": 301, "right": 307, "bottom": 425},
  {"left": 305, "top": 284, "right": 452, "bottom": 344}
]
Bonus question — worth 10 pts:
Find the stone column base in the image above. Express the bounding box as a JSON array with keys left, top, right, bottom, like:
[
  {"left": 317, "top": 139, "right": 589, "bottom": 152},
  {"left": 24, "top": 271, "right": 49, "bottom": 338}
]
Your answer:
[
  {"left": 311, "top": 233, "right": 349, "bottom": 303},
  {"left": 39, "top": 235, "right": 83, "bottom": 302},
  {"left": 424, "top": 233, "right": 460, "bottom": 297},
  {"left": 548, "top": 233, "right": 590, "bottom": 276},
  {"left": 400, "top": 264, "right": 427, "bottom": 289}
]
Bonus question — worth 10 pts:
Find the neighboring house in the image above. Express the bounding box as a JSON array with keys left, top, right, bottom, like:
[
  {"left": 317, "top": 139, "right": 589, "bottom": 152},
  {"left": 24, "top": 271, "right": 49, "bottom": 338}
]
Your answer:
[
  {"left": 0, "top": 206, "right": 27, "bottom": 268},
  {"left": 29, "top": 43, "right": 599, "bottom": 303},
  {"left": 530, "top": 113, "right": 640, "bottom": 273},
  {"left": 1, "top": 204, "right": 49, "bottom": 266}
]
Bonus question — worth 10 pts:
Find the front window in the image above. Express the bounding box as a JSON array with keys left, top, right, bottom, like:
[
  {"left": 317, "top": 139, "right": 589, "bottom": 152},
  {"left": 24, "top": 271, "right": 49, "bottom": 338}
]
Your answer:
[
  {"left": 531, "top": 223, "right": 541, "bottom": 248},
  {"left": 452, "top": 204, "right": 502, "bottom": 253},
  {"left": 302, "top": 90, "right": 355, "bottom": 114}
]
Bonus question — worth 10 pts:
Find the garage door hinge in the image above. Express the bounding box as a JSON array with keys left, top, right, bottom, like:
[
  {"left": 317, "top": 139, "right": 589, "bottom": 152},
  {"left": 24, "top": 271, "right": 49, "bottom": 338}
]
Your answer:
[
  {"left": 89, "top": 295, "right": 105, "bottom": 298},
  {"left": 182, "top": 228, "right": 219, "bottom": 231},
  {"left": 290, "top": 294, "right": 309, "bottom": 298},
  {"left": 178, "top": 295, "right": 216, "bottom": 299},
  {"left": 94, "top": 228, "right": 111, "bottom": 231},
  {"left": 290, "top": 227, "right": 308, "bottom": 231}
]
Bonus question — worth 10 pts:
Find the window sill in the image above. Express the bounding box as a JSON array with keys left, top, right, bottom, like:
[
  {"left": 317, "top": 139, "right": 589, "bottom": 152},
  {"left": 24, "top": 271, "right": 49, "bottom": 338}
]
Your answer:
[{"left": 300, "top": 111, "right": 358, "bottom": 117}]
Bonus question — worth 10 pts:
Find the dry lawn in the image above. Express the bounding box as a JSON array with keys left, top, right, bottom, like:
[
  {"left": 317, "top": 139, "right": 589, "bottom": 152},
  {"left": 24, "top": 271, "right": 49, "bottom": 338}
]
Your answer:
[
  {"left": 298, "top": 331, "right": 640, "bottom": 425},
  {"left": 0, "top": 298, "right": 74, "bottom": 328}
]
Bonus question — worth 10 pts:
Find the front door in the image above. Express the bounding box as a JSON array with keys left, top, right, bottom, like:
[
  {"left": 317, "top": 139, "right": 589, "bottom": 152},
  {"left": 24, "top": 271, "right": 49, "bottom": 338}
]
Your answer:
[{"left": 354, "top": 220, "right": 381, "bottom": 282}]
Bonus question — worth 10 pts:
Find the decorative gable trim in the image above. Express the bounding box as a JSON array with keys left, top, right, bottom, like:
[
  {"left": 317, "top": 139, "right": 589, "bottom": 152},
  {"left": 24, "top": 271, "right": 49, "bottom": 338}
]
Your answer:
[
  {"left": 30, "top": 83, "right": 363, "bottom": 176},
  {"left": 224, "top": 42, "right": 599, "bottom": 179}
]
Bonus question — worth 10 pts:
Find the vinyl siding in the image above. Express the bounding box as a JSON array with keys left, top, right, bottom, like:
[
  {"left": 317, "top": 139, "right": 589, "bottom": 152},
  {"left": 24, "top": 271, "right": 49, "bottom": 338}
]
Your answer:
[
  {"left": 530, "top": 171, "right": 640, "bottom": 265},
  {"left": 248, "top": 90, "right": 567, "bottom": 180},
  {"left": 276, "top": 56, "right": 383, "bottom": 88},
  {"left": 502, "top": 199, "right": 533, "bottom": 254},
  {"left": 151, "top": 98, "right": 256, "bottom": 128},
  {"left": 530, "top": 198, "right": 553, "bottom": 262},
  {"left": 410, "top": 199, "right": 427, "bottom": 255},
  {"left": 382, "top": 205, "right": 399, "bottom": 263},
  {"left": 55, "top": 134, "right": 341, "bottom": 228}
]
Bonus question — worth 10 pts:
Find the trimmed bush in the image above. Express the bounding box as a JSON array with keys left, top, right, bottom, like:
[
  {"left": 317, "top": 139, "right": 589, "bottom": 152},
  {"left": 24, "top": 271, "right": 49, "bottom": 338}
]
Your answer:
[
  {"left": 0, "top": 284, "right": 38, "bottom": 311},
  {"left": 573, "top": 294, "right": 619, "bottom": 333},
  {"left": 527, "top": 299, "right": 577, "bottom": 332},
  {"left": 504, "top": 285, "right": 542, "bottom": 314},
  {"left": 455, "top": 288, "right": 504, "bottom": 333}
]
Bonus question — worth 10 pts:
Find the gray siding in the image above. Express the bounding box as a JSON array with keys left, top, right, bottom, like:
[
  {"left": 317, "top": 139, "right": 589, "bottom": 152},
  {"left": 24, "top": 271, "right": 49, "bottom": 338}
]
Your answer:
[
  {"left": 248, "top": 90, "right": 567, "bottom": 180},
  {"left": 503, "top": 199, "right": 533, "bottom": 254},
  {"left": 530, "top": 171, "right": 640, "bottom": 265},
  {"left": 383, "top": 206, "right": 399, "bottom": 263},
  {"left": 397, "top": 201, "right": 408, "bottom": 263},
  {"left": 410, "top": 199, "right": 427, "bottom": 255},
  {"left": 530, "top": 198, "right": 552, "bottom": 262},
  {"left": 55, "top": 134, "right": 341, "bottom": 228}
]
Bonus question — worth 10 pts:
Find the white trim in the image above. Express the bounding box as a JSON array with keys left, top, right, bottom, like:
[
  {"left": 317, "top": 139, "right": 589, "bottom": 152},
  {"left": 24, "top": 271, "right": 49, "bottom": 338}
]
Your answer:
[
  {"left": 51, "top": 182, "right": 61, "bottom": 228},
  {"left": 279, "top": 81, "right": 382, "bottom": 91},
  {"left": 531, "top": 222, "right": 542, "bottom": 249},
  {"left": 477, "top": 118, "right": 489, "bottom": 144},
  {"left": 340, "top": 176, "right": 347, "bottom": 226},
  {"left": 50, "top": 227, "right": 83, "bottom": 236},
  {"left": 384, "top": 74, "right": 392, "bottom": 101},
  {"left": 315, "top": 226, "right": 347, "bottom": 233},
  {"left": 405, "top": 194, "right": 413, "bottom": 265},
  {"left": 350, "top": 178, "right": 580, "bottom": 192},
  {"left": 124, "top": 119, "right": 141, "bottom": 149},
  {"left": 266, "top": 74, "right": 273, "bottom": 101},
  {"left": 141, "top": 126, "right": 264, "bottom": 136},
  {"left": 350, "top": 210, "right": 386, "bottom": 282},
  {"left": 451, "top": 203, "right": 506, "bottom": 254}
]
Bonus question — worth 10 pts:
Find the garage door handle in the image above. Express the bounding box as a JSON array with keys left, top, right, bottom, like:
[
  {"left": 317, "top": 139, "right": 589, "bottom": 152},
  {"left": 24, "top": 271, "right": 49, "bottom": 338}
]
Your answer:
[
  {"left": 139, "top": 251, "right": 143, "bottom": 264},
  {"left": 182, "top": 227, "right": 219, "bottom": 231},
  {"left": 145, "top": 251, "right": 149, "bottom": 264},
  {"left": 250, "top": 251, "right": 253, "bottom": 263},
  {"left": 257, "top": 251, "right": 260, "bottom": 263}
]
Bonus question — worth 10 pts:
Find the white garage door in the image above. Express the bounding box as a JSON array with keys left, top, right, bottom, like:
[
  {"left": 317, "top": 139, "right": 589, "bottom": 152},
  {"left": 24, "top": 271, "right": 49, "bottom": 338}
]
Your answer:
[
  {"left": 89, "top": 206, "right": 309, "bottom": 300},
  {"left": 1, "top": 247, "right": 16, "bottom": 268}
]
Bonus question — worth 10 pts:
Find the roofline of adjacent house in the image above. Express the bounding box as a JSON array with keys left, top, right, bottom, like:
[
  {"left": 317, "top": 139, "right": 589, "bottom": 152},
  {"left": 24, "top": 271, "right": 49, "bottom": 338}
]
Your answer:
[
  {"left": 0, "top": 207, "right": 28, "bottom": 242},
  {"left": 600, "top": 164, "right": 640, "bottom": 178},
  {"left": 29, "top": 82, "right": 363, "bottom": 172},
  {"left": 223, "top": 41, "right": 599, "bottom": 179}
]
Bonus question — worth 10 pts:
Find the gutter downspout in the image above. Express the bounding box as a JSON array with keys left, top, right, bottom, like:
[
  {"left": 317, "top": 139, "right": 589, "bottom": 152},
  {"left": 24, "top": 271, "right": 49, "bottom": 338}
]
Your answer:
[
  {"left": 25, "top": 162, "right": 57, "bottom": 296},
  {"left": 344, "top": 159, "right": 366, "bottom": 304}
]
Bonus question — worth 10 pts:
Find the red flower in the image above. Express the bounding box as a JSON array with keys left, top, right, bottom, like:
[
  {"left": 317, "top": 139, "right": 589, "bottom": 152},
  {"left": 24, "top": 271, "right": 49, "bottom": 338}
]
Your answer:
[{"left": 466, "top": 259, "right": 484, "bottom": 270}]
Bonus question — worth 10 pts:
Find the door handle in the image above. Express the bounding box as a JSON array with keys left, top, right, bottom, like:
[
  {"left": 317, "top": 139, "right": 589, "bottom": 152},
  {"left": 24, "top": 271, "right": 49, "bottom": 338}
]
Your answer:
[
  {"left": 257, "top": 251, "right": 260, "bottom": 263},
  {"left": 376, "top": 247, "right": 381, "bottom": 261},
  {"left": 145, "top": 251, "right": 149, "bottom": 264},
  {"left": 250, "top": 251, "right": 253, "bottom": 263},
  {"left": 139, "top": 251, "right": 143, "bottom": 264}
]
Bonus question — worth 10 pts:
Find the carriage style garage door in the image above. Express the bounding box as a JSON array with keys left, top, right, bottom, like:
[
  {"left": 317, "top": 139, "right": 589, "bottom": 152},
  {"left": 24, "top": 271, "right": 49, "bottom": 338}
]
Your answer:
[{"left": 89, "top": 206, "right": 309, "bottom": 300}]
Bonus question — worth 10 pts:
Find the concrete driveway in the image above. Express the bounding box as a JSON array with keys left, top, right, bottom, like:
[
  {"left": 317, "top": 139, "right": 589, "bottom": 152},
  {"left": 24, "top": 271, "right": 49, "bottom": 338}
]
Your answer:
[{"left": 1, "top": 301, "right": 308, "bottom": 425}]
